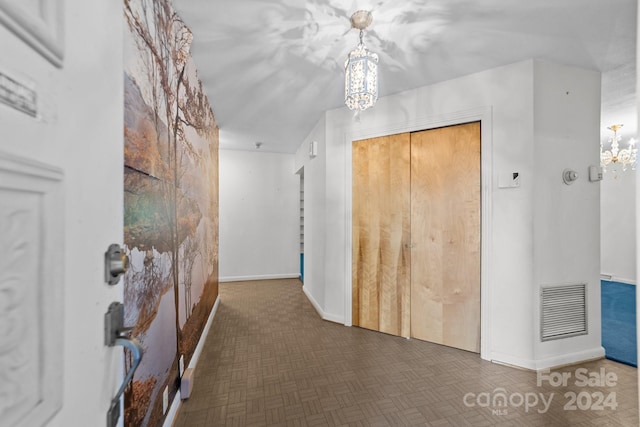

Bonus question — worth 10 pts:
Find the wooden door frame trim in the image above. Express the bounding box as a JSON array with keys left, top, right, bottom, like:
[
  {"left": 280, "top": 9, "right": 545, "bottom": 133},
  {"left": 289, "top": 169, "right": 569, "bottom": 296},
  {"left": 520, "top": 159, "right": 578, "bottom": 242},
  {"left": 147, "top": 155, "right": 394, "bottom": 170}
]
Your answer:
[{"left": 344, "top": 106, "right": 493, "bottom": 361}]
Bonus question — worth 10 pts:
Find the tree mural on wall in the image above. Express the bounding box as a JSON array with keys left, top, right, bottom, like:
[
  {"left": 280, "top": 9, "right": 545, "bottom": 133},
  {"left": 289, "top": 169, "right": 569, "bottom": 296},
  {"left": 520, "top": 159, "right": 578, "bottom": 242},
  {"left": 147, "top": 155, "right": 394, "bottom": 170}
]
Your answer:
[{"left": 123, "top": 0, "right": 219, "bottom": 425}]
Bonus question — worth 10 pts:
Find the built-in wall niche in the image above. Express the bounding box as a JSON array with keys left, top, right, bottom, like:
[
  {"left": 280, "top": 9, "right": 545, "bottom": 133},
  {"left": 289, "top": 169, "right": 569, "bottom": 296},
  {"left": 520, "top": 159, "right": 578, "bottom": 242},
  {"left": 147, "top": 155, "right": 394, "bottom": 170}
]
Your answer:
[
  {"left": 299, "top": 170, "right": 304, "bottom": 281},
  {"left": 300, "top": 172, "right": 304, "bottom": 253}
]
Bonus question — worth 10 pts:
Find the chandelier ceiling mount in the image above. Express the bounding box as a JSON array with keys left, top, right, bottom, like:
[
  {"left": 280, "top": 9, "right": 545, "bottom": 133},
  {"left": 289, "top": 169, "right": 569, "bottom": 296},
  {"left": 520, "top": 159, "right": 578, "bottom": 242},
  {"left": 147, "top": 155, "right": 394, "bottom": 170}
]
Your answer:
[{"left": 350, "top": 10, "right": 373, "bottom": 31}]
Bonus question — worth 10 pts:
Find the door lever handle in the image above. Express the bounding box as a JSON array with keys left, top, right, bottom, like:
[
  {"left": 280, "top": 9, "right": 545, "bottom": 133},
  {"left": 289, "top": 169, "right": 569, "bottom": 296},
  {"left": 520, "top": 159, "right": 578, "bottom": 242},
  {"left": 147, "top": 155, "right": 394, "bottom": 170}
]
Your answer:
[
  {"left": 105, "top": 302, "right": 144, "bottom": 427},
  {"left": 107, "top": 336, "right": 143, "bottom": 427}
]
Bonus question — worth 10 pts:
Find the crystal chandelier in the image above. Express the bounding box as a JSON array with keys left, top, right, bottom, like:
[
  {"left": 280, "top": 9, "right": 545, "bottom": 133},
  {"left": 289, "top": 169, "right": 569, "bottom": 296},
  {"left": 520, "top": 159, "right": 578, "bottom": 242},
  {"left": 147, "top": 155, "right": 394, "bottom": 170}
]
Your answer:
[
  {"left": 345, "top": 11, "right": 378, "bottom": 111},
  {"left": 600, "top": 124, "right": 637, "bottom": 172}
]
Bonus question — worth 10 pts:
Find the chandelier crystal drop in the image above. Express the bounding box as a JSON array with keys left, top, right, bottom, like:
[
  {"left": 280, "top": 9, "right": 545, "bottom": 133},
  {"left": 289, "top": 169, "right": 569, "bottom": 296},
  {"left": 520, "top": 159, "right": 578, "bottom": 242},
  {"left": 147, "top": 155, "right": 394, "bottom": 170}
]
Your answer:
[
  {"left": 600, "top": 124, "right": 637, "bottom": 173},
  {"left": 345, "top": 11, "right": 378, "bottom": 111}
]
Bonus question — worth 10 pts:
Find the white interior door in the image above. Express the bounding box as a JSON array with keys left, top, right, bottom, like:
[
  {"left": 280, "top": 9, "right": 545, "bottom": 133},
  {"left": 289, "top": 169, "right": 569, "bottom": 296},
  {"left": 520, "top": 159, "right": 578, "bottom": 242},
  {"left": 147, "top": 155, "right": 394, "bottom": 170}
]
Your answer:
[{"left": 0, "top": 1, "right": 124, "bottom": 426}]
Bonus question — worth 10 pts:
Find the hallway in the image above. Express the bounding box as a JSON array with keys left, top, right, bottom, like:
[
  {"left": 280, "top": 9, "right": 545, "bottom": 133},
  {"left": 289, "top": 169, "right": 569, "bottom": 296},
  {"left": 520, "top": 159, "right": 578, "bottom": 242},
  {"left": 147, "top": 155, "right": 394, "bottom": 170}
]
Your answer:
[{"left": 173, "top": 279, "right": 638, "bottom": 426}]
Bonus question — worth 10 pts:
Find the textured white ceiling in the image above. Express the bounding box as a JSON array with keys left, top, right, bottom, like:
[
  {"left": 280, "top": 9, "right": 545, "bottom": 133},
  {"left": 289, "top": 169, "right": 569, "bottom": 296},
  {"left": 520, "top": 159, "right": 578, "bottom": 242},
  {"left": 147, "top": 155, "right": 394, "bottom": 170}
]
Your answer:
[{"left": 173, "top": 0, "right": 637, "bottom": 153}]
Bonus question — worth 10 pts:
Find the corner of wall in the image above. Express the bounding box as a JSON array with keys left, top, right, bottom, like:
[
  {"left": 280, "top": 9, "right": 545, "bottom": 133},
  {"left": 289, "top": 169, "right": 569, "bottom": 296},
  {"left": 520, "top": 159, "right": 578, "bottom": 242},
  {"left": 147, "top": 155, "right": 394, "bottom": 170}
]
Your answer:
[
  {"left": 302, "top": 284, "right": 344, "bottom": 324},
  {"left": 531, "top": 60, "right": 602, "bottom": 368}
]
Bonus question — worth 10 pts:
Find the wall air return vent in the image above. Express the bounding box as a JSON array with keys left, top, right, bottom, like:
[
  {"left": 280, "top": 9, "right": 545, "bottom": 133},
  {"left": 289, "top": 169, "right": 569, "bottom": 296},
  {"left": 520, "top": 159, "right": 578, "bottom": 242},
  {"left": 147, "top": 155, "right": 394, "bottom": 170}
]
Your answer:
[{"left": 540, "top": 283, "right": 587, "bottom": 341}]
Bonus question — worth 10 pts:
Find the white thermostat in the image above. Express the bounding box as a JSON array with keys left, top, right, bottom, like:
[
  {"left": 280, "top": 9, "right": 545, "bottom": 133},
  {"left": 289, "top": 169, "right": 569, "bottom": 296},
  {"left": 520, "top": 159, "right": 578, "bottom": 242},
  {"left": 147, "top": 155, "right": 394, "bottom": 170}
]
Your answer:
[{"left": 498, "top": 172, "right": 520, "bottom": 188}]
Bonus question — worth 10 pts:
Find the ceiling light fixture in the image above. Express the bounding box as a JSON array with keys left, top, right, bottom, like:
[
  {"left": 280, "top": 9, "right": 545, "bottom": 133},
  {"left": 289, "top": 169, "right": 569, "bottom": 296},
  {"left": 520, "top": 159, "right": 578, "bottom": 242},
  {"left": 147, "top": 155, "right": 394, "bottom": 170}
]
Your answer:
[
  {"left": 344, "top": 10, "right": 378, "bottom": 111},
  {"left": 600, "top": 124, "right": 637, "bottom": 173}
]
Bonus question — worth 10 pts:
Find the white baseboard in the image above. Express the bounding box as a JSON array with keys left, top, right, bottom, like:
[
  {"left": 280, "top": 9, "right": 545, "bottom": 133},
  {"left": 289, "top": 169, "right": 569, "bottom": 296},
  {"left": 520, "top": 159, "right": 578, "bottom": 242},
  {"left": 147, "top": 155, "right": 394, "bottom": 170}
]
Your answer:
[
  {"left": 162, "top": 378, "right": 182, "bottom": 426},
  {"left": 302, "top": 285, "right": 323, "bottom": 317},
  {"left": 189, "top": 296, "right": 220, "bottom": 369},
  {"left": 302, "top": 285, "right": 344, "bottom": 324},
  {"left": 220, "top": 273, "right": 300, "bottom": 283},
  {"left": 533, "top": 347, "right": 606, "bottom": 371},
  {"left": 323, "top": 311, "right": 345, "bottom": 324},
  {"left": 491, "top": 346, "right": 606, "bottom": 372},
  {"left": 162, "top": 295, "right": 221, "bottom": 427},
  {"left": 491, "top": 352, "right": 537, "bottom": 371}
]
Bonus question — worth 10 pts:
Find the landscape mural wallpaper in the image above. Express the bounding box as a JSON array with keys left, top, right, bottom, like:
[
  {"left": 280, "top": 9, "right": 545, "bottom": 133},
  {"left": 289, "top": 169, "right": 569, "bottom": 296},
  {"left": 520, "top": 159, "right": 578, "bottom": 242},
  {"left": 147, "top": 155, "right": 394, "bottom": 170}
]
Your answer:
[{"left": 123, "top": 0, "right": 219, "bottom": 425}]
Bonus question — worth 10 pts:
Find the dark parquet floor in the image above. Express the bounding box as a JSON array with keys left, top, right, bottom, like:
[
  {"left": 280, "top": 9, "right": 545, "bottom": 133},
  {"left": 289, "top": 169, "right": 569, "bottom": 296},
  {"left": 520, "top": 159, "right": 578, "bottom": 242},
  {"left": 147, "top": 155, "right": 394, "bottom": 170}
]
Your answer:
[{"left": 173, "top": 279, "right": 638, "bottom": 426}]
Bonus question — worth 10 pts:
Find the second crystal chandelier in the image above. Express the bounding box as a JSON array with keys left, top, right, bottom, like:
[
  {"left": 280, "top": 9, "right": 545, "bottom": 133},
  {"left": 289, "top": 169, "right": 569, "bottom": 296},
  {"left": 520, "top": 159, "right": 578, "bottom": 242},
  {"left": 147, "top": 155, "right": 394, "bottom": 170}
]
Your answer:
[{"left": 601, "top": 124, "right": 637, "bottom": 173}]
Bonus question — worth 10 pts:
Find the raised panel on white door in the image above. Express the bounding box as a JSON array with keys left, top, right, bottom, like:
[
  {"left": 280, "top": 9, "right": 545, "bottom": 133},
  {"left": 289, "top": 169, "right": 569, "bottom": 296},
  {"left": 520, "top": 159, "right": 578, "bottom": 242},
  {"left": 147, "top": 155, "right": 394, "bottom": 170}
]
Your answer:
[
  {"left": 0, "top": 151, "right": 64, "bottom": 427},
  {"left": 0, "top": 0, "right": 64, "bottom": 67}
]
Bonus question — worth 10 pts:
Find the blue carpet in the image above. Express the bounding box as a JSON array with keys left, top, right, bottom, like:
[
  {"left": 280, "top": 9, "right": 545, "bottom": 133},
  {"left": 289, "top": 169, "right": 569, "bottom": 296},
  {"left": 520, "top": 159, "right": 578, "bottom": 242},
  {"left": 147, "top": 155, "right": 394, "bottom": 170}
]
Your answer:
[{"left": 601, "top": 280, "right": 637, "bottom": 367}]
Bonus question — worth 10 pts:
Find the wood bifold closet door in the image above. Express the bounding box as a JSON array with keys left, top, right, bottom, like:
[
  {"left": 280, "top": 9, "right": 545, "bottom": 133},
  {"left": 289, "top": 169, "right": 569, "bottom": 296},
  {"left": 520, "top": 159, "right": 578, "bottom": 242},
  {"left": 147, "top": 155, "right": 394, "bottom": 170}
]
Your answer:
[
  {"left": 352, "top": 122, "right": 481, "bottom": 353},
  {"left": 352, "top": 133, "right": 412, "bottom": 337}
]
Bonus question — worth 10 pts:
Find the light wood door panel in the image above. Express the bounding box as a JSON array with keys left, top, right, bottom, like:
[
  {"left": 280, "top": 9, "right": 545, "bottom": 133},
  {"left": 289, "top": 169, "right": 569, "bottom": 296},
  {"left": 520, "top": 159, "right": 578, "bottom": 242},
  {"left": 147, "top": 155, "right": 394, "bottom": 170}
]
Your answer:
[
  {"left": 410, "top": 122, "right": 481, "bottom": 352},
  {"left": 352, "top": 133, "right": 411, "bottom": 337}
]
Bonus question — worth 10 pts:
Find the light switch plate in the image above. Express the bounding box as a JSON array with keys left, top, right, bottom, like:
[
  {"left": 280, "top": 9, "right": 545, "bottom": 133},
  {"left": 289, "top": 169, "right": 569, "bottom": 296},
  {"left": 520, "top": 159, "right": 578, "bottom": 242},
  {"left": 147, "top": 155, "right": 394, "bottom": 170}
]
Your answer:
[{"left": 589, "top": 165, "right": 603, "bottom": 182}]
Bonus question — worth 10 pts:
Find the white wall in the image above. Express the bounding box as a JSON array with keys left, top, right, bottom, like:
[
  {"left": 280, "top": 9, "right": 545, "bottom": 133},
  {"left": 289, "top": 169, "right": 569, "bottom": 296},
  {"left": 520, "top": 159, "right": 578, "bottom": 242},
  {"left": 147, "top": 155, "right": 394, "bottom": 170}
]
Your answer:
[
  {"left": 295, "top": 117, "right": 328, "bottom": 319},
  {"left": 532, "top": 61, "right": 602, "bottom": 365},
  {"left": 219, "top": 149, "right": 300, "bottom": 281},
  {"left": 601, "top": 169, "right": 637, "bottom": 284},
  {"left": 1, "top": 1, "right": 124, "bottom": 426},
  {"left": 296, "top": 59, "right": 603, "bottom": 370}
]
